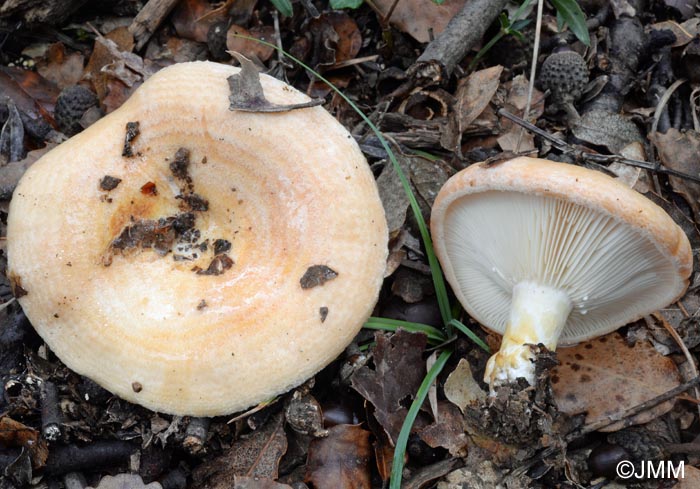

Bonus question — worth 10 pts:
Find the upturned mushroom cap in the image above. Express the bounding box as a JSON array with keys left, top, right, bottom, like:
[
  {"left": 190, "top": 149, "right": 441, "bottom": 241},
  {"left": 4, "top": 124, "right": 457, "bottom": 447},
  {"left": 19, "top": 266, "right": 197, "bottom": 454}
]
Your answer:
[
  {"left": 7, "top": 61, "right": 388, "bottom": 416},
  {"left": 431, "top": 157, "right": 692, "bottom": 347}
]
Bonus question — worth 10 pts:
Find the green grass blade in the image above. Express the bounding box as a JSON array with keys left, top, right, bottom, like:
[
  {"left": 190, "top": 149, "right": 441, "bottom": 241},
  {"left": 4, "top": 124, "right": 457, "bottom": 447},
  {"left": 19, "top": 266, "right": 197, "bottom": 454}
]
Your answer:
[
  {"left": 329, "top": 0, "right": 364, "bottom": 9},
  {"left": 269, "top": 0, "right": 293, "bottom": 17},
  {"left": 448, "top": 318, "right": 490, "bottom": 353},
  {"left": 364, "top": 317, "right": 447, "bottom": 343},
  {"left": 229, "top": 35, "right": 454, "bottom": 325},
  {"left": 550, "top": 0, "right": 590, "bottom": 45},
  {"left": 389, "top": 349, "right": 452, "bottom": 489}
]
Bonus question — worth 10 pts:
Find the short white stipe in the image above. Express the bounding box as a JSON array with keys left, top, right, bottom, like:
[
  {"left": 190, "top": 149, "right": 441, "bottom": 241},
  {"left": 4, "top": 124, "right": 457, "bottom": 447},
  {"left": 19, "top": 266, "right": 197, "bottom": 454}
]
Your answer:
[{"left": 484, "top": 281, "right": 572, "bottom": 386}]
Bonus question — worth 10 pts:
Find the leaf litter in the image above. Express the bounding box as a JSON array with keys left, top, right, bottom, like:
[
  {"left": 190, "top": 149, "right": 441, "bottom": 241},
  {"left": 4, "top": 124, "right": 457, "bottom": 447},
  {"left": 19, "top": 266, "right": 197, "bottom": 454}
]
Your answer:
[{"left": 3, "top": 1, "right": 700, "bottom": 488}]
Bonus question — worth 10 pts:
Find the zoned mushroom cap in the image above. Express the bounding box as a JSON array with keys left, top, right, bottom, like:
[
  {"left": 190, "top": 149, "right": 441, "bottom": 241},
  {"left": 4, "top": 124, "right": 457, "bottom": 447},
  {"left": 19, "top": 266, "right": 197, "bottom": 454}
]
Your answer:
[
  {"left": 431, "top": 157, "right": 692, "bottom": 345},
  {"left": 7, "top": 61, "right": 388, "bottom": 416}
]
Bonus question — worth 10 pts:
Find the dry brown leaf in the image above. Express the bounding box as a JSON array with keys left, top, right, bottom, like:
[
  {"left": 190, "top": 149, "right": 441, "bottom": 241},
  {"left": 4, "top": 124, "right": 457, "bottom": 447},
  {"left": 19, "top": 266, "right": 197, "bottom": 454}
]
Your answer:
[
  {"left": 308, "top": 12, "right": 362, "bottom": 67},
  {"left": 191, "top": 413, "right": 287, "bottom": 489},
  {"left": 305, "top": 424, "right": 371, "bottom": 489},
  {"left": 83, "top": 26, "right": 136, "bottom": 106},
  {"left": 419, "top": 401, "right": 469, "bottom": 457},
  {"left": 36, "top": 42, "right": 85, "bottom": 90},
  {"left": 409, "top": 156, "right": 450, "bottom": 210},
  {"left": 551, "top": 333, "right": 682, "bottom": 432},
  {"left": 444, "top": 359, "right": 487, "bottom": 412},
  {"left": 0, "top": 415, "right": 48, "bottom": 469},
  {"left": 456, "top": 66, "right": 503, "bottom": 128},
  {"left": 0, "top": 66, "right": 59, "bottom": 125},
  {"left": 226, "top": 25, "right": 276, "bottom": 63},
  {"left": 0, "top": 415, "right": 39, "bottom": 448},
  {"left": 502, "top": 75, "right": 545, "bottom": 119},
  {"left": 351, "top": 330, "right": 427, "bottom": 443},
  {"left": 497, "top": 129, "right": 535, "bottom": 153},
  {"left": 650, "top": 128, "right": 700, "bottom": 219},
  {"left": 370, "top": 0, "right": 466, "bottom": 43},
  {"left": 441, "top": 66, "right": 502, "bottom": 152}
]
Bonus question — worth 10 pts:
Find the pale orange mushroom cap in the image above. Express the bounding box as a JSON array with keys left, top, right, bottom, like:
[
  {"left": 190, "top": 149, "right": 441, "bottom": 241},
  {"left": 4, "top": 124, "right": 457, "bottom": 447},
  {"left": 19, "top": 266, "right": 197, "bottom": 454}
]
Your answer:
[
  {"left": 7, "top": 61, "right": 388, "bottom": 416},
  {"left": 431, "top": 157, "right": 692, "bottom": 386}
]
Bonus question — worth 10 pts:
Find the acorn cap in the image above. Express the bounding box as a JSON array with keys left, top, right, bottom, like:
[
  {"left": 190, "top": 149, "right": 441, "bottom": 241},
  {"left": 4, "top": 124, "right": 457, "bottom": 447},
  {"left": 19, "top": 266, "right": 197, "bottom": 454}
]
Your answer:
[
  {"left": 7, "top": 61, "right": 388, "bottom": 416},
  {"left": 430, "top": 157, "right": 692, "bottom": 346}
]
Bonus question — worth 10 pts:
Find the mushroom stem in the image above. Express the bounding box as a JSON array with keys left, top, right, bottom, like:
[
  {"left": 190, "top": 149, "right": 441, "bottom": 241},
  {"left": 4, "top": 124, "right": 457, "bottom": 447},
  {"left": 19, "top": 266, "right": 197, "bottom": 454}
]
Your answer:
[{"left": 485, "top": 281, "right": 572, "bottom": 388}]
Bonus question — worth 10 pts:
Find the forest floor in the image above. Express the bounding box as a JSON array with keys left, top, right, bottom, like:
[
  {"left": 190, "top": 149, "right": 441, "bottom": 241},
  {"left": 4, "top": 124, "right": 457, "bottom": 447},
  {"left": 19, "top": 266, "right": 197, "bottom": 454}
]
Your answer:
[{"left": 2, "top": 0, "right": 700, "bottom": 488}]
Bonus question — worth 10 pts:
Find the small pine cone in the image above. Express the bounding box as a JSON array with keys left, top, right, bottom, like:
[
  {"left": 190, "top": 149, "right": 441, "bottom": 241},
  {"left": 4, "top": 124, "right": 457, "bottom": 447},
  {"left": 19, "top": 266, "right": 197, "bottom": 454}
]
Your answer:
[
  {"left": 538, "top": 50, "right": 589, "bottom": 105},
  {"left": 54, "top": 85, "right": 98, "bottom": 136}
]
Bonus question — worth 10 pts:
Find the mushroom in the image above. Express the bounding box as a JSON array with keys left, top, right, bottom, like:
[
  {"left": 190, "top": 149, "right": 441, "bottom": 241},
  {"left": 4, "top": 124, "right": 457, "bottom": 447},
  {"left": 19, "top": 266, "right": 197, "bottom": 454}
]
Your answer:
[
  {"left": 7, "top": 61, "right": 388, "bottom": 416},
  {"left": 430, "top": 157, "right": 692, "bottom": 387}
]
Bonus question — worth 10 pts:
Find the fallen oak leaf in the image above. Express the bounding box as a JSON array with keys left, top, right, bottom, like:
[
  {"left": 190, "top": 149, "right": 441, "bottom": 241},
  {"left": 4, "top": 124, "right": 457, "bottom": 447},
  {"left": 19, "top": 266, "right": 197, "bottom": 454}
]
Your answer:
[
  {"left": 305, "top": 424, "right": 371, "bottom": 489},
  {"left": 350, "top": 330, "right": 427, "bottom": 443},
  {"left": 418, "top": 401, "right": 469, "bottom": 457},
  {"left": 228, "top": 53, "right": 324, "bottom": 113},
  {"left": 551, "top": 332, "right": 681, "bottom": 432}
]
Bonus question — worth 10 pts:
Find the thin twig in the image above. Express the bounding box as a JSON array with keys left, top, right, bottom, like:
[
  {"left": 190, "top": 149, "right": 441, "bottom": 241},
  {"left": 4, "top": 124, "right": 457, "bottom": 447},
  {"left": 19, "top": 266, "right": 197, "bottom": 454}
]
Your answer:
[
  {"left": 272, "top": 11, "right": 293, "bottom": 70},
  {"left": 650, "top": 78, "right": 687, "bottom": 135},
  {"left": 498, "top": 108, "right": 700, "bottom": 184},
  {"left": 571, "top": 375, "right": 700, "bottom": 437},
  {"left": 516, "top": 0, "right": 543, "bottom": 153}
]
